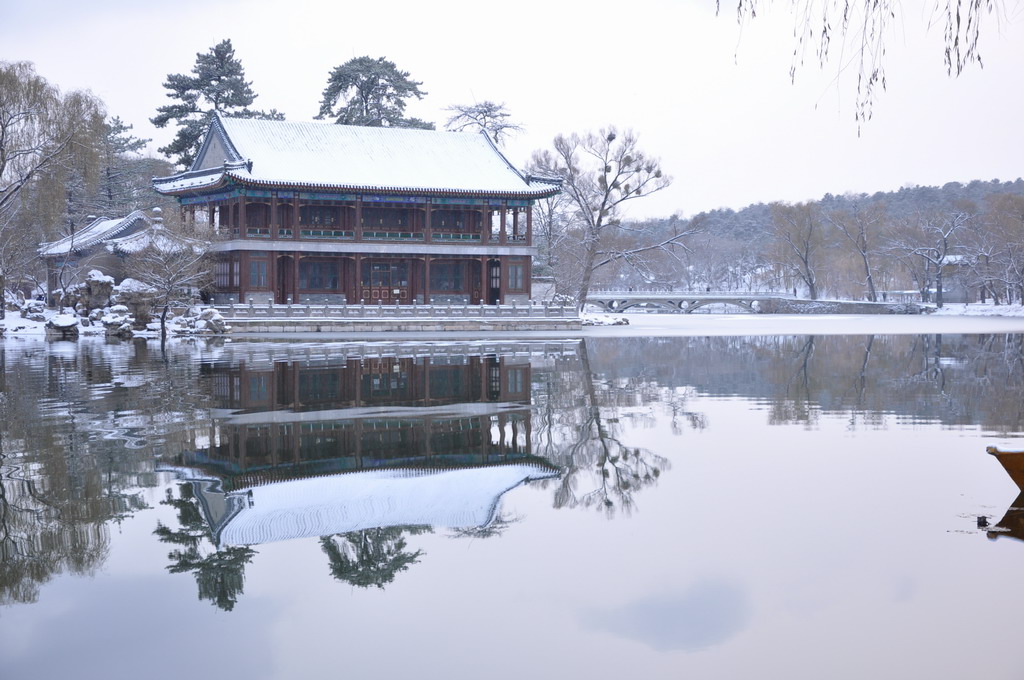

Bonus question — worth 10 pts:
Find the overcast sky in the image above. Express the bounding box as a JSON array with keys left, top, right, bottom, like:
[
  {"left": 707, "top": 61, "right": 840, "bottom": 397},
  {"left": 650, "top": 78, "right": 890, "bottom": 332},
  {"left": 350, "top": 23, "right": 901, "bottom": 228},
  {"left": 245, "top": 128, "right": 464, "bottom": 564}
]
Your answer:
[{"left": 3, "top": 0, "right": 1023, "bottom": 219}]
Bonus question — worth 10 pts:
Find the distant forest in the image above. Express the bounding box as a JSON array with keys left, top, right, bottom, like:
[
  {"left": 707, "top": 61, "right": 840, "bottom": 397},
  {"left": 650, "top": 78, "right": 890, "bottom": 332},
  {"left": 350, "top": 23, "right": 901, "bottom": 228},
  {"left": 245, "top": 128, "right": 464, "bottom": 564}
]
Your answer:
[{"left": 536, "top": 178, "right": 1024, "bottom": 306}]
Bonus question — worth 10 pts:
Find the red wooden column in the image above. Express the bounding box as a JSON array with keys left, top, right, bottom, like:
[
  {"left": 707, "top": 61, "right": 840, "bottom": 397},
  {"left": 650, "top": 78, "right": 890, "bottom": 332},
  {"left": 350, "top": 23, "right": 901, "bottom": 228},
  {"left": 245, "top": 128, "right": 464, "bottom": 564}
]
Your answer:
[
  {"left": 480, "top": 257, "right": 487, "bottom": 304},
  {"left": 268, "top": 252, "right": 278, "bottom": 303},
  {"left": 424, "top": 256, "right": 432, "bottom": 304},
  {"left": 239, "top": 251, "right": 250, "bottom": 303},
  {"left": 355, "top": 198, "right": 363, "bottom": 240},
  {"left": 346, "top": 256, "right": 358, "bottom": 303},
  {"left": 526, "top": 205, "right": 533, "bottom": 245},
  {"left": 499, "top": 205, "right": 508, "bottom": 245},
  {"left": 292, "top": 198, "right": 300, "bottom": 240},
  {"left": 424, "top": 200, "right": 432, "bottom": 241},
  {"left": 354, "top": 254, "right": 363, "bottom": 302},
  {"left": 270, "top": 192, "right": 278, "bottom": 238},
  {"left": 239, "top": 195, "right": 247, "bottom": 236}
]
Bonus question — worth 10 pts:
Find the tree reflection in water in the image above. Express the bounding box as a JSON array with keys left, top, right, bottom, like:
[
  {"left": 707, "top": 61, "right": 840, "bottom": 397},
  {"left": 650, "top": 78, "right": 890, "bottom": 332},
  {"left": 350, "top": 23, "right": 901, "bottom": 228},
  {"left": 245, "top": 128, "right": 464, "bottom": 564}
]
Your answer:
[
  {"left": 320, "top": 526, "right": 430, "bottom": 589},
  {"left": 154, "top": 484, "right": 256, "bottom": 611},
  {"left": 449, "top": 511, "right": 522, "bottom": 540},
  {"left": 532, "top": 340, "right": 706, "bottom": 518},
  {"left": 0, "top": 344, "right": 158, "bottom": 606},
  {"left": 5, "top": 333, "right": 1024, "bottom": 613}
]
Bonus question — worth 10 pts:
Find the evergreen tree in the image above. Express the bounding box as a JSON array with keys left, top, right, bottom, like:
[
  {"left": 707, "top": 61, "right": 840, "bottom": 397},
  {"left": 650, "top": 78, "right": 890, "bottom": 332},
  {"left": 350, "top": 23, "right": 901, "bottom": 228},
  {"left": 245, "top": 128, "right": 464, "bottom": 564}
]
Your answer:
[
  {"left": 316, "top": 56, "right": 433, "bottom": 129},
  {"left": 155, "top": 484, "right": 256, "bottom": 612},
  {"left": 151, "top": 39, "right": 283, "bottom": 168},
  {"left": 320, "top": 526, "right": 428, "bottom": 589},
  {"left": 96, "top": 117, "right": 149, "bottom": 215}
]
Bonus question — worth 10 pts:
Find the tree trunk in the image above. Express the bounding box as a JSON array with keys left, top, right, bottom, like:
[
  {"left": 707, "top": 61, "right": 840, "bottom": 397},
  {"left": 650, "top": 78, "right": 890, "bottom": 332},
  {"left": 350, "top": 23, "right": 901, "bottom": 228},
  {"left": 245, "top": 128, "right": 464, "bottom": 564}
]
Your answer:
[
  {"left": 160, "top": 303, "right": 169, "bottom": 346},
  {"left": 862, "top": 254, "right": 877, "bottom": 302},
  {"left": 576, "top": 231, "right": 600, "bottom": 312}
]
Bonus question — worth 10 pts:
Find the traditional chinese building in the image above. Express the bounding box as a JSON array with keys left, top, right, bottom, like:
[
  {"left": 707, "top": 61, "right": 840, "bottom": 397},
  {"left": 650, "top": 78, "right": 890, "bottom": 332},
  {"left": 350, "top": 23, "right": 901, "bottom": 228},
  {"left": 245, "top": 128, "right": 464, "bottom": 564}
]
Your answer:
[
  {"left": 153, "top": 114, "right": 560, "bottom": 305},
  {"left": 38, "top": 208, "right": 159, "bottom": 304}
]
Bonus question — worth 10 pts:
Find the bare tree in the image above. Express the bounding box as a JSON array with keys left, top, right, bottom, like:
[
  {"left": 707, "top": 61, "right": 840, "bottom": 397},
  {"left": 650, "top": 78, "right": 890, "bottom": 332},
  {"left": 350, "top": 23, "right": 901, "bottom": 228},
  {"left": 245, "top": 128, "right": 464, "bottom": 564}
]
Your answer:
[
  {"left": 979, "top": 193, "right": 1024, "bottom": 303},
  {"left": 770, "top": 202, "right": 831, "bottom": 299},
  {"left": 534, "top": 127, "right": 693, "bottom": 306},
  {"left": 0, "top": 62, "right": 104, "bottom": 316},
  {"left": 824, "top": 200, "right": 886, "bottom": 301},
  {"left": 525, "top": 149, "right": 581, "bottom": 297},
  {"left": 443, "top": 101, "right": 524, "bottom": 146},
  {"left": 123, "top": 221, "right": 211, "bottom": 343},
  {"left": 887, "top": 209, "right": 973, "bottom": 307}
]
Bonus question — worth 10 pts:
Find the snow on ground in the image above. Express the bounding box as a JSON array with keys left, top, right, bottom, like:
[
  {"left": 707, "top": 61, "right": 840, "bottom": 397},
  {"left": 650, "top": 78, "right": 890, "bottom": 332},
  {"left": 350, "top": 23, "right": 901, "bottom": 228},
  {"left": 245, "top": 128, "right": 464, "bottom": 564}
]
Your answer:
[
  {"left": 580, "top": 303, "right": 1024, "bottom": 337},
  {"left": 0, "top": 306, "right": 227, "bottom": 340},
  {"left": 4, "top": 303, "right": 1024, "bottom": 340},
  {"left": 0, "top": 309, "right": 96, "bottom": 338},
  {"left": 930, "top": 302, "right": 1024, "bottom": 317}
]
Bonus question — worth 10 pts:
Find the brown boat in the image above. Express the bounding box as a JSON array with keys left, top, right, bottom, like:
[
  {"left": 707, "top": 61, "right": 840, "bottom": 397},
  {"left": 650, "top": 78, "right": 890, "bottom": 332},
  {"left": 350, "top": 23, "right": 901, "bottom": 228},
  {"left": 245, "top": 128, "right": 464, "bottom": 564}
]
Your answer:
[{"left": 985, "top": 446, "right": 1024, "bottom": 541}]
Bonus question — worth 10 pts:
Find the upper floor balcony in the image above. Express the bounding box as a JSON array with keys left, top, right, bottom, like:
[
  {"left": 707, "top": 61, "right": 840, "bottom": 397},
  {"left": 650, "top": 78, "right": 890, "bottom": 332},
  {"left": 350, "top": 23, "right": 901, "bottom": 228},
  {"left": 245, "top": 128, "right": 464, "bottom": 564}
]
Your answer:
[{"left": 210, "top": 200, "right": 531, "bottom": 246}]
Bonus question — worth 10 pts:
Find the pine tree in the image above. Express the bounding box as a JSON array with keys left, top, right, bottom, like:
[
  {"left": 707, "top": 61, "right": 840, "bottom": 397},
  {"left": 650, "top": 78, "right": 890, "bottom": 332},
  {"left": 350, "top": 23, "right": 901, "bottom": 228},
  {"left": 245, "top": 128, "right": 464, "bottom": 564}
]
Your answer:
[
  {"left": 96, "top": 117, "right": 152, "bottom": 216},
  {"left": 316, "top": 56, "right": 433, "bottom": 129},
  {"left": 151, "top": 39, "right": 283, "bottom": 168}
]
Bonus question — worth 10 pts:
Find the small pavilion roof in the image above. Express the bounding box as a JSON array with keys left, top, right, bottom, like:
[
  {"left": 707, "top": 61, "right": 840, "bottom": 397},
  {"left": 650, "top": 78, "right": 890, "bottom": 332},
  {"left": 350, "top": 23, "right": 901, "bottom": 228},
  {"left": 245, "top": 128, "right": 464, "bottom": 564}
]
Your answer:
[
  {"left": 38, "top": 210, "right": 152, "bottom": 257},
  {"left": 153, "top": 114, "right": 561, "bottom": 199},
  {"left": 105, "top": 224, "right": 206, "bottom": 256}
]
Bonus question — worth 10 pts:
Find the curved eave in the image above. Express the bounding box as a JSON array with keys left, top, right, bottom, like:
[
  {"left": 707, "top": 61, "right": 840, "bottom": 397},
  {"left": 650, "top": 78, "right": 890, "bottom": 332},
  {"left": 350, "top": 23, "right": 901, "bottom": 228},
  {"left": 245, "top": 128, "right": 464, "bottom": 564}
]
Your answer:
[
  {"left": 153, "top": 173, "right": 233, "bottom": 197},
  {"left": 156, "top": 172, "right": 560, "bottom": 201}
]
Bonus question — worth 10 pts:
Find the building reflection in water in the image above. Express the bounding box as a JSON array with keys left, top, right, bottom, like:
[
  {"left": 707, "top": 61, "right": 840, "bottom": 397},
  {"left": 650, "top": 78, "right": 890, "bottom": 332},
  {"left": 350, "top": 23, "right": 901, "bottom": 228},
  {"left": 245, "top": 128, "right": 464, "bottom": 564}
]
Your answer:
[
  {"left": 161, "top": 346, "right": 567, "bottom": 547},
  {"left": 986, "top": 446, "right": 1024, "bottom": 542}
]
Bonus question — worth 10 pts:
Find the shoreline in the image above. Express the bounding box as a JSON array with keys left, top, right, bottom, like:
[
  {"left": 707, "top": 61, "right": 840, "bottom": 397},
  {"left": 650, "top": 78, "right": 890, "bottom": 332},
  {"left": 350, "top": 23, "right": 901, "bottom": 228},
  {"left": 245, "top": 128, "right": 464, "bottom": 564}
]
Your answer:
[{"left": 4, "top": 304, "right": 1024, "bottom": 342}]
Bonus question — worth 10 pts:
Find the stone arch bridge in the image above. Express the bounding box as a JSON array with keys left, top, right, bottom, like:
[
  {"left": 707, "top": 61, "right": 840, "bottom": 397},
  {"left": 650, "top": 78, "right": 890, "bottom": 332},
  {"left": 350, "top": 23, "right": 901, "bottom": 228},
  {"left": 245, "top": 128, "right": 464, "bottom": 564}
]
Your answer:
[
  {"left": 585, "top": 291, "right": 924, "bottom": 315},
  {"left": 586, "top": 291, "right": 797, "bottom": 314}
]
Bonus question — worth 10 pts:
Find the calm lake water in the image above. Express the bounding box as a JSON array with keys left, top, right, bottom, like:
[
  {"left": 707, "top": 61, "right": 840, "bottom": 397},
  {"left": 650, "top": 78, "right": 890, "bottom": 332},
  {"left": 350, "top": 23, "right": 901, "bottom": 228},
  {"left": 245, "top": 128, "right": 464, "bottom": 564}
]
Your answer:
[{"left": 3, "top": 319, "right": 1024, "bottom": 679}]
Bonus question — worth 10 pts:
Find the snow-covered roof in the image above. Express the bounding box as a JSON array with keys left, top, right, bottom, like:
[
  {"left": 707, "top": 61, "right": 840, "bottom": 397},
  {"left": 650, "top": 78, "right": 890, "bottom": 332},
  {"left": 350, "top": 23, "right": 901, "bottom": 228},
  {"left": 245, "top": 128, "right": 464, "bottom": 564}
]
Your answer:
[
  {"left": 106, "top": 225, "right": 207, "bottom": 256},
  {"left": 170, "top": 463, "right": 559, "bottom": 547},
  {"left": 38, "top": 210, "right": 152, "bottom": 257},
  {"left": 154, "top": 114, "right": 561, "bottom": 199}
]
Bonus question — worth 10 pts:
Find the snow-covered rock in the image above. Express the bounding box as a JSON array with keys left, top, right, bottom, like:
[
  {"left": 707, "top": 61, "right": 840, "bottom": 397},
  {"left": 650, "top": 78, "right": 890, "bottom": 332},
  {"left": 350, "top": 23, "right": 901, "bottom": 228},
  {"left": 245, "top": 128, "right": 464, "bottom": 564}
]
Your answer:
[
  {"left": 101, "top": 305, "right": 135, "bottom": 338},
  {"left": 112, "top": 278, "right": 157, "bottom": 326},
  {"left": 45, "top": 314, "right": 80, "bottom": 339},
  {"left": 163, "top": 306, "right": 229, "bottom": 335},
  {"left": 3, "top": 289, "right": 20, "bottom": 312},
  {"left": 20, "top": 299, "right": 46, "bottom": 322},
  {"left": 59, "top": 269, "right": 116, "bottom": 311}
]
